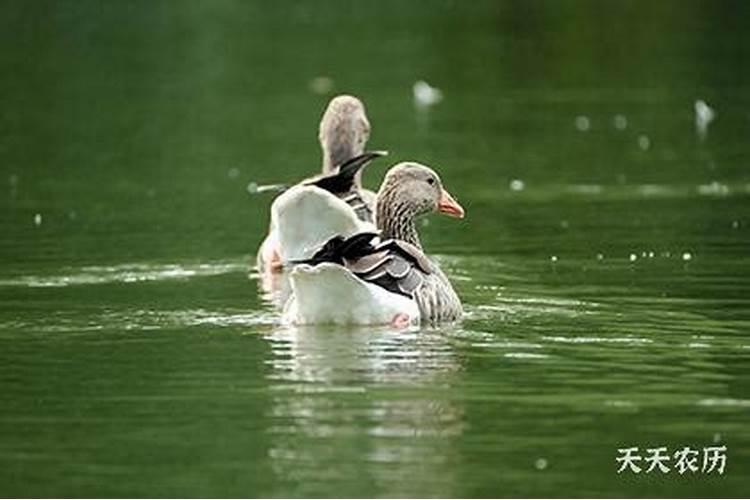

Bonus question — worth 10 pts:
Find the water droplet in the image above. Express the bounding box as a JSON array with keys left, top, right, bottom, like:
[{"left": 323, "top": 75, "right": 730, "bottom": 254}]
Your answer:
[
  {"left": 648, "top": 251, "right": 655, "bottom": 258},
  {"left": 550, "top": 255, "right": 558, "bottom": 262},
  {"left": 413, "top": 80, "right": 443, "bottom": 107},
  {"left": 682, "top": 252, "right": 692, "bottom": 261},
  {"left": 575, "top": 115, "right": 590, "bottom": 132},
  {"left": 694, "top": 99, "right": 715, "bottom": 142},
  {"left": 732, "top": 220, "right": 740, "bottom": 229},
  {"left": 535, "top": 458, "right": 548, "bottom": 470},
  {"left": 560, "top": 220, "right": 569, "bottom": 229},
  {"left": 613, "top": 114, "right": 628, "bottom": 130},
  {"left": 629, "top": 253, "right": 638, "bottom": 262},
  {"left": 309, "top": 76, "right": 334, "bottom": 95},
  {"left": 33, "top": 213, "right": 42, "bottom": 226},
  {"left": 509, "top": 179, "right": 525, "bottom": 192},
  {"left": 713, "top": 432, "right": 722, "bottom": 443},
  {"left": 596, "top": 253, "right": 604, "bottom": 261},
  {"left": 227, "top": 167, "right": 240, "bottom": 179},
  {"left": 638, "top": 134, "right": 651, "bottom": 151},
  {"left": 247, "top": 182, "right": 259, "bottom": 194}
]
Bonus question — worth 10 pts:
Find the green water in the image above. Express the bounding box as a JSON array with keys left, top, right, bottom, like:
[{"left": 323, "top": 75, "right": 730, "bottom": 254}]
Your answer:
[{"left": 1, "top": 1, "right": 749, "bottom": 497}]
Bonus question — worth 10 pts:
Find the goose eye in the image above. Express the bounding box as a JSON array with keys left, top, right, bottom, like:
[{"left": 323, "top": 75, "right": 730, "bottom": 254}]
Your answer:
[{"left": 427, "top": 177, "right": 436, "bottom": 185}]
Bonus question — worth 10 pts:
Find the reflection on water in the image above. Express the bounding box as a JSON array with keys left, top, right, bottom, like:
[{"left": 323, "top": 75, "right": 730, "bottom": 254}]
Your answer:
[
  {"left": 0, "top": 248, "right": 748, "bottom": 496},
  {"left": 1, "top": 0, "right": 749, "bottom": 496},
  {"left": 264, "top": 324, "right": 464, "bottom": 497},
  {"left": 0, "top": 259, "right": 247, "bottom": 288}
]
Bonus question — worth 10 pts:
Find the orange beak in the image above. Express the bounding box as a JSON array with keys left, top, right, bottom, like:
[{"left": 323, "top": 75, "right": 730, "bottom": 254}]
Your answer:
[{"left": 438, "top": 189, "right": 465, "bottom": 219}]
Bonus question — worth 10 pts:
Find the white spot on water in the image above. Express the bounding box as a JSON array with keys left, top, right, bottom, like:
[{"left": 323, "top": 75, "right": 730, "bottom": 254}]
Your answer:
[
  {"left": 309, "top": 76, "right": 334, "bottom": 95},
  {"left": 560, "top": 220, "right": 569, "bottom": 229},
  {"left": 509, "top": 179, "right": 525, "bottom": 191},
  {"left": 574, "top": 115, "right": 590, "bottom": 131},
  {"left": 698, "top": 398, "right": 750, "bottom": 408},
  {"left": 629, "top": 253, "right": 637, "bottom": 262},
  {"left": 732, "top": 220, "right": 740, "bottom": 229},
  {"left": 605, "top": 400, "right": 635, "bottom": 408},
  {"left": 412, "top": 80, "right": 443, "bottom": 107},
  {"left": 713, "top": 433, "right": 722, "bottom": 443},
  {"left": 682, "top": 252, "right": 692, "bottom": 261},
  {"left": 697, "top": 181, "right": 729, "bottom": 197},
  {"left": 246, "top": 182, "right": 258, "bottom": 194},
  {"left": 550, "top": 255, "right": 558, "bottom": 262},
  {"left": 504, "top": 352, "right": 549, "bottom": 359},
  {"left": 33, "top": 213, "right": 42, "bottom": 226},
  {"left": 694, "top": 99, "right": 715, "bottom": 142},
  {"left": 544, "top": 335, "right": 652, "bottom": 345},
  {"left": 637, "top": 134, "right": 651, "bottom": 151},
  {"left": 596, "top": 253, "right": 604, "bottom": 261},
  {"left": 227, "top": 167, "right": 240, "bottom": 179},
  {"left": 535, "top": 458, "right": 548, "bottom": 470},
  {"left": 613, "top": 114, "right": 628, "bottom": 130},
  {"left": 647, "top": 251, "right": 655, "bottom": 258}
]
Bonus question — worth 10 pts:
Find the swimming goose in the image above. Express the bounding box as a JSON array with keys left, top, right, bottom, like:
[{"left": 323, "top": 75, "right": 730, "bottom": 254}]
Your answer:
[
  {"left": 269, "top": 151, "right": 387, "bottom": 267},
  {"left": 257, "top": 95, "right": 376, "bottom": 274},
  {"left": 282, "top": 162, "right": 465, "bottom": 326}
]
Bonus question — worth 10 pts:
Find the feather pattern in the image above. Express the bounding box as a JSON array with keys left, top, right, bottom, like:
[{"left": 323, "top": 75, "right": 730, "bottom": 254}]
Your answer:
[
  {"left": 281, "top": 160, "right": 465, "bottom": 326},
  {"left": 293, "top": 232, "right": 462, "bottom": 323}
]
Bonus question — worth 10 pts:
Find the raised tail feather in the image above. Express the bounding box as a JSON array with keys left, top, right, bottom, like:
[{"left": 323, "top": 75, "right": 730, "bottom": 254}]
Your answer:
[{"left": 309, "top": 151, "right": 388, "bottom": 195}]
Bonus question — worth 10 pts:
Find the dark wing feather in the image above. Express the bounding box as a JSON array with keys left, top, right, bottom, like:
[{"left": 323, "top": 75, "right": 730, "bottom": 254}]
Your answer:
[
  {"left": 293, "top": 233, "right": 430, "bottom": 299},
  {"left": 344, "top": 251, "right": 391, "bottom": 274},
  {"left": 396, "top": 270, "right": 423, "bottom": 296},
  {"left": 376, "top": 239, "right": 433, "bottom": 274},
  {"left": 307, "top": 151, "right": 387, "bottom": 195},
  {"left": 385, "top": 258, "right": 410, "bottom": 279},
  {"left": 350, "top": 246, "right": 427, "bottom": 299}
]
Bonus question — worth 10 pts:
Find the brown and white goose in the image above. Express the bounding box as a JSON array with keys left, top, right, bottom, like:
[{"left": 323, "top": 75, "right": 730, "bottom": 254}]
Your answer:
[
  {"left": 282, "top": 162, "right": 465, "bottom": 326},
  {"left": 257, "top": 95, "right": 376, "bottom": 273}
]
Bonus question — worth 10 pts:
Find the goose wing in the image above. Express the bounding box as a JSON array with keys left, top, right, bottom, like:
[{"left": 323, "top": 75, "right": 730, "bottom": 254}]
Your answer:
[
  {"left": 307, "top": 151, "right": 386, "bottom": 223},
  {"left": 296, "top": 233, "right": 433, "bottom": 299}
]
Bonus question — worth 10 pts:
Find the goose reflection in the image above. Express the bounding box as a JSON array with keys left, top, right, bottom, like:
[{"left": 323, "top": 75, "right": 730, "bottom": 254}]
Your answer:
[{"left": 262, "top": 324, "right": 465, "bottom": 496}]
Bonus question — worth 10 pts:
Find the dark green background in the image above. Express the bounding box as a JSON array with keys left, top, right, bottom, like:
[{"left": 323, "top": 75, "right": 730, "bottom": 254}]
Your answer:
[{"left": 1, "top": 1, "right": 748, "bottom": 497}]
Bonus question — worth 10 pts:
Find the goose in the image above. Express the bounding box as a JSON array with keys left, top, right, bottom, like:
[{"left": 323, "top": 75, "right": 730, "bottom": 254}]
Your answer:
[
  {"left": 257, "top": 95, "right": 376, "bottom": 274},
  {"left": 281, "top": 162, "right": 465, "bottom": 326},
  {"left": 270, "top": 151, "right": 387, "bottom": 265}
]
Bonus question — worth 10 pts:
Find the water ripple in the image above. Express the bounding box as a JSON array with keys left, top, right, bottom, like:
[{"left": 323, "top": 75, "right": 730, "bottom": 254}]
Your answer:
[{"left": 0, "top": 259, "right": 248, "bottom": 288}]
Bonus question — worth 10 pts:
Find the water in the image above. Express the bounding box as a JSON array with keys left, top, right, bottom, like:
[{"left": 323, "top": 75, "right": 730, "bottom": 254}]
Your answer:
[{"left": 1, "top": 1, "right": 749, "bottom": 497}]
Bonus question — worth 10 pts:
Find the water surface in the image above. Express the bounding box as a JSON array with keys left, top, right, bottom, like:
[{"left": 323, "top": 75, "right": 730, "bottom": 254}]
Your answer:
[{"left": 1, "top": 1, "right": 749, "bottom": 497}]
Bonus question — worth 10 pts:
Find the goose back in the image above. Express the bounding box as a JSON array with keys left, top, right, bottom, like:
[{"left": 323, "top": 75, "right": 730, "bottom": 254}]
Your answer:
[{"left": 295, "top": 232, "right": 462, "bottom": 323}]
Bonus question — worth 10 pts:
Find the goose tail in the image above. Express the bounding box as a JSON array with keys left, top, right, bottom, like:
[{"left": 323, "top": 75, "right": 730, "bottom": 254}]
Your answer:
[
  {"left": 272, "top": 185, "right": 375, "bottom": 263},
  {"left": 282, "top": 263, "right": 419, "bottom": 326}
]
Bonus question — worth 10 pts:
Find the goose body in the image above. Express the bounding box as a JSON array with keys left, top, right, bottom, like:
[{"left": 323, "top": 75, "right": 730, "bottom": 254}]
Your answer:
[
  {"left": 257, "top": 95, "right": 377, "bottom": 273},
  {"left": 282, "top": 162, "right": 465, "bottom": 326},
  {"left": 269, "top": 152, "right": 385, "bottom": 264}
]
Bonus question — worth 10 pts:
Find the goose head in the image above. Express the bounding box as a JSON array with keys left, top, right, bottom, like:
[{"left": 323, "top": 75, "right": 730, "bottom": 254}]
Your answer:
[
  {"left": 376, "top": 162, "right": 465, "bottom": 247},
  {"left": 319, "top": 95, "right": 371, "bottom": 179}
]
